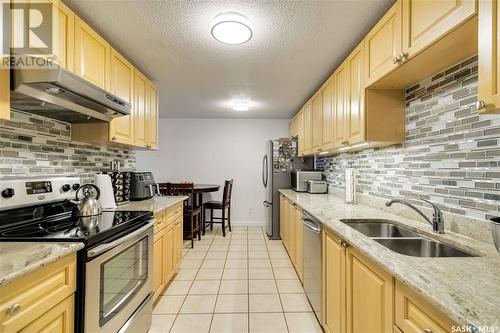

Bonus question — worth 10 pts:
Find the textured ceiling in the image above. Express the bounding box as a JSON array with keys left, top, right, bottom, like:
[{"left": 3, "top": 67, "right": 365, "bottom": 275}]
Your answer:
[{"left": 65, "top": 0, "right": 394, "bottom": 119}]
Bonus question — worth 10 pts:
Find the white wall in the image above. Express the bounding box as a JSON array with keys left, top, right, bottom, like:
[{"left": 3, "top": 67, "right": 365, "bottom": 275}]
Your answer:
[{"left": 136, "top": 118, "right": 289, "bottom": 225}]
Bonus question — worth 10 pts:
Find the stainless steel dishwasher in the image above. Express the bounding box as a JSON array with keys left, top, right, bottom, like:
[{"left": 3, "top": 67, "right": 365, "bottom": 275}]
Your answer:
[{"left": 302, "top": 211, "right": 322, "bottom": 322}]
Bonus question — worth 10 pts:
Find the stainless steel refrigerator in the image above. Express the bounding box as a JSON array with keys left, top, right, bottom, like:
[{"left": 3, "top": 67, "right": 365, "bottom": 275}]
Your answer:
[{"left": 262, "top": 139, "right": 313, "bottom": 239}]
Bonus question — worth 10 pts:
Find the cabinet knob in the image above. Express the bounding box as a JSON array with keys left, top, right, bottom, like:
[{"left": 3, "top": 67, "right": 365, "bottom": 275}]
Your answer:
[
  {"left": 7, "top": 304, "right": 21, "bottom": 316},
  {"left": 111, "top": 136, "right": 117, "bottom": 141},
  {"left": 400, "top": 52, "right": 409, "bottom": 62},
  {"left": 392, "top": 56, "right": 401, "bottom": 64},
  {"left": 339, "top": 240, "right": 348, "bottom": 248},
  {"left": 475, "top": 100, "right": 486, "bottom": 110}
]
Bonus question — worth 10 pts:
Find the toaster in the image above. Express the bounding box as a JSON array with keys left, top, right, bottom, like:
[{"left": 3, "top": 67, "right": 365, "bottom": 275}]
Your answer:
[
  {"left": 130, "top": 171, "right": 159, "bottom": 201},
  {"left": 307, "top": 180, "right": 328, "bottom": 194},
  {"left": 291, "top": 171, "right": 323, "bottom": 192}
]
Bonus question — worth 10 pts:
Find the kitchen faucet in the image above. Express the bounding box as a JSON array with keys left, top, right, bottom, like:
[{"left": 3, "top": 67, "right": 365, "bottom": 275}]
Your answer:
[{"left": 385, "top": 198, "right": 445, "bottom": 234}]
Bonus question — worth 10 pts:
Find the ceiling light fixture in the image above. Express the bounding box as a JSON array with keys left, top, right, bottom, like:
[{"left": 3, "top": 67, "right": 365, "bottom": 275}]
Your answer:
[
  {"left": 210, "top": 12, "right": 253, "bottom": 45},
  {"left": 231, "top": 100, "right": 250, "bottom": 111}
]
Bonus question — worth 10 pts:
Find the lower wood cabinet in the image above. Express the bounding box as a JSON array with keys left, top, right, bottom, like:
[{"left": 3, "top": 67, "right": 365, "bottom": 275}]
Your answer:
[
  {"left": 0, "top": 254, "right": 76, "bottom": 333},
  {"left": 279, "top": 194, "right": 304, "bottom": 282},
  {"left": 153, "top": 203, "right": 184, "bottom": 302},
  {"left": 322, "top": 227, "right": 456, "bottom": 333}
]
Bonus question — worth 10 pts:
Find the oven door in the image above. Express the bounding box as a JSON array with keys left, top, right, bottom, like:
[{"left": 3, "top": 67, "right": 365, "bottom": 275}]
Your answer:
[{"left": 84, "top": 221, "right": 154, "bottom": 333}]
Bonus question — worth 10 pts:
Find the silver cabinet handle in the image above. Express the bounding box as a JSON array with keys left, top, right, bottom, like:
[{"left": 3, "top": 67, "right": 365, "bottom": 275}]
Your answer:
[
  {"left": 475, "top": 100, "right": 486, "bottom": 110},
  {"left": 7, "top": 304, "right": 21, "bottom": 316}
]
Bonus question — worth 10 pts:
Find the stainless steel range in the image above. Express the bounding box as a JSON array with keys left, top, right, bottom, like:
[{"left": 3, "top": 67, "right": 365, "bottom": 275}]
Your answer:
[{"left": 0, "top": 176, "right": 154, "bottom": 333}]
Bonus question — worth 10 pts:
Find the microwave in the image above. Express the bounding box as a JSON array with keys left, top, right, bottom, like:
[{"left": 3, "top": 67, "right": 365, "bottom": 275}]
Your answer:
[{"left": 291, "top": 171, "right": 323, "bottom": 192}]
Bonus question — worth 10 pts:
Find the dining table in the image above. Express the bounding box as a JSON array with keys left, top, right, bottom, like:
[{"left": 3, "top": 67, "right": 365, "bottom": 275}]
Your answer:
[{"left": 159, "top": 182, "right": 220, "bottom": 209}]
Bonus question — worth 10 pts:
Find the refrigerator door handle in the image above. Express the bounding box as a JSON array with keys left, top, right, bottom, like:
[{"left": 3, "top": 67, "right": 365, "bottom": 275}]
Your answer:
[
  {"left": 262, "top": 155, "right": 268, "bottom": 188},
  {"left": 263, "top": 200, "right": 272, "bottom": 207}
]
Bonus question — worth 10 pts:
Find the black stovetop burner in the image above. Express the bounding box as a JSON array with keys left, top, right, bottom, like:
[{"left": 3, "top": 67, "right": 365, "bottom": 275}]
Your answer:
[{"left": 0, "top": 201, "right": 152, "bottom": 246}]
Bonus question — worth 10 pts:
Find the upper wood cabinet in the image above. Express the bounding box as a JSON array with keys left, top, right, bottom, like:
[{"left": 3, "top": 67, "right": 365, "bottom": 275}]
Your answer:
[
  {"left": 133, "top": 69, "right": 148, "bottom": 148},
  {"left": 478, "top": 0, "right": 500, "bottom": 114},
  {"left": 109, "top": 49, "right": 134, "bottom": 145},
  {"left": 347, "top": 43, "right": 365, "bottom": 146},
  {"left": 402, "top": 0, "right": 476, "bottom": 59},
  {"left": 311, "top": 92, "right": 323, "bottom": 153},
  {"left": 51, "top": 0, "right": 74, "bottom": 71},
  {"left": 74, "top": 17, "right": 110, "bottom": 90},
  {"left": 333, "top": 61, "right": 349, "bottom": 148},
  {"left": 0, "top": 69, "right": 8, "bottom": 120},
  {"left": 346, "top": 246, "right": 393, "bottom": 333},
  {"left": 364, "top": 0, "right": 402, "bottom": 87},
  {"left": 148, "top": 82, "right": 159, "bottom": 150},
  {"left": 303, "top": 102, "right": 313, "bottom": 155},
  {"left": 296, "top": 109, "right": 305, "bottom": 156},
  {"left": 321, "top": 78, "right": 335, "bottom": 151},
  {"left": 322, "top": 230, "right": 346, "bottom": 333}
]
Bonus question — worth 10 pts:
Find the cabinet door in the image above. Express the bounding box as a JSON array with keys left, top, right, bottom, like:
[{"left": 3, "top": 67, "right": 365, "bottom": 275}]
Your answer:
[
  {"left": 321, "top": 78, "right": 335, "bottom": 151},
  {"left": 51, "top": 0, "right": 74, "bottom": 71},
  {"left": 347, "top": 43, "right": 365, "bottom": 145},
  {"left": 280, "top": 195, "right": 286, "bottom": 240},
  {"left": 164, "top": 225, "right": 176, "bottom": 283},
  {"left": 147, "top": 83, "right": 159, "bottom": 149},
  {"left": 297, "top": 110, "right": 305, "bottom": 156},
  {"left": 0, "top": 1, "right": 7, "bottom": 120},
  {"left": 334, "top": 62, "right": 349, "bottom": 148},
  {"left": 303, "top": 102, "right": 313, "bottom": 154},
  {"left": 402, "top": 0, "right": 476, "bottom": 58},
  {"left": 153, "top": 230, "right": 166, "bottom": 301},
  {"left": 346, "top": 247, "right": 393, "bottom": 333},
  {"left": 311, "top": 93, "right": 323, "bottom": 153},
  {"left": 74, "top": 17, "right": 110, "bottom": 90},
  {"left": 294, "top": 207, "right": 303, "bottom": 282},
  {"left": 109, "top": 49, "right": 134, "bottom": 145},
  {"left": 323, "top": 231, "right": 346, "bottom": 333},
  {"left": 174, "top": 217, "right": 183, "bottom": 268},
  {"left": 478, "top": 0, "right": 500, "bottom": 113},
  {"left": 287, "top": 200, "right": 297, "bottom": 265},
  {"left": 19, "top": 296, "right": 74, "bottom": 333},
  {"left": 364, "top": 1, "right": 402, "bottom": 87},
  {"left": 133, "top": 69, "right": 148, "bottom": 147}
]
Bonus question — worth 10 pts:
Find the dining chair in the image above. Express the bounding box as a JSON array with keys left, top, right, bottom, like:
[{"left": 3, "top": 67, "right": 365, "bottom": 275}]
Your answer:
[
  {"left": 165, "top": 182, "right": 202, "bottom": 248},
  {"left": 202, "top": 180, "right": 233, "bottom": 237}
]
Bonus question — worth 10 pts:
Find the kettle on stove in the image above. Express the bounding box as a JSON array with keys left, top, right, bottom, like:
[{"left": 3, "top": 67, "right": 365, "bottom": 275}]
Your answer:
[{"left": 71, "top": 184, "right": 102, "bottom": 217}]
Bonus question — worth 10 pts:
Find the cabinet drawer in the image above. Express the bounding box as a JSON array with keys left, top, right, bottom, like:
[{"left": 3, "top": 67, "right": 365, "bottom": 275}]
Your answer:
[
  {"left": 0, "top": 254, "right": 76, "bottom": 333},
  {"left": 154, "top": 210, "right": 166, "bottom": 234},
  {"left": 19, "top": 296, "right": 74, "bottom": 333},
  {"left": 395, "top": 281, "right": 455, "bottom": 333},
  {"left": 164, "top": 202, "right": 183, "bottom": 225}
]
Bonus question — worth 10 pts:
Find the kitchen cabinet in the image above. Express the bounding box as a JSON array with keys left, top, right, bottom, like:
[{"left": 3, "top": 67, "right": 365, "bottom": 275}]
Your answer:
[
  {"left": 346, "top": 43, "right": 365, "bottom": 146},
  {"left": 401, "top": 0, "right": 476, "bottom": 60},
  {"left": 311, "top": 92, "right": 323, "bottom": 153},
  {"left": 395, "top": 281, "right": 455, "bottom": 333},
  {"left": 279, "top": 195, "right": 304, "bottom": 282},
  {"left": 133, "top": 69, "right": 148, "bottom": 148},
  {"left": 322, "top": 229, "right": 346, "bottom": 333},
  {"left": 303, "top": 102, "right": 313, "bottom": 155},
  {"left": 289, "top": 114, "right": 299, "bottom": 139},
  {"left": 293, "top": 205, "right": 303, "bottom": 282},
  {"left": 280, "top": 195, "right": 287, "bottom": 247},
  {"left": 321, "top": 78, "right": 335, "bottom": 151},
  {"left": 153, "top": 203, "right": 183, "bottom": 303},
  {"left": 478, "top": 0, "right": 500, "bottom": 114},
  {"left": 346, "top": 246, "right": 393, "bottom": 333},
  {"left": 0, "top": 1, "right": 8, "bottom": 120},
  {"left": 297, "top": 110, "right": 305, "bottom": 156},
  {"left": 333, "top": 60, "right": 349, "bottom": 148},
  {"left": 109, "top": 49, "right": 134, "bottom": 145},
  {"left": 0, "top": 254, "right": 76, "bottom": 333},
  {"left": 364, "top": 0, "right": 402, "bottom": 87},
  {"left": 51, "top": 0, "right": 75, "bottom": 71},
  {"left": 287, "top": 198, "right": 297, "bottom": 267},
  {"left": 74, "top": 16, "right": 110, "bottom": 90},
  {"left": 147, "top": 82, "right": 159, "bottom": 149}
]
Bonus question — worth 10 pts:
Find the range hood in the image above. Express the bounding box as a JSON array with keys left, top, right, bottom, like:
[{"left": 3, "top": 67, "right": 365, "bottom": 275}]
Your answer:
[{"left": 10, "top": 65, "right": 131, "bottom": 123}]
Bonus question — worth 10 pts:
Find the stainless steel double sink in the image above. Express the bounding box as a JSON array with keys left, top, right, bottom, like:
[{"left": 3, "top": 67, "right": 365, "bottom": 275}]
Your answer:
[{"left": 340, "top": 219, "right": 476, "bottom": 257}]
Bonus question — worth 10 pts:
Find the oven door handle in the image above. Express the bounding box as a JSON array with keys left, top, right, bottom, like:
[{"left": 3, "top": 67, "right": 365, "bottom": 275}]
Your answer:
[{"left": 87, "top": 220, "right": 154, "bottom": 258}]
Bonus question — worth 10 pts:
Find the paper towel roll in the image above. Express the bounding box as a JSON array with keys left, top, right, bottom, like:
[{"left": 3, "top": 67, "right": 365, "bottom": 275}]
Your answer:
[
  {"left": 94, "top": 174, "right": 117, "bottom": 209},
  {"left": 345, "top": 168, "right": 357, "bottom": 204}
]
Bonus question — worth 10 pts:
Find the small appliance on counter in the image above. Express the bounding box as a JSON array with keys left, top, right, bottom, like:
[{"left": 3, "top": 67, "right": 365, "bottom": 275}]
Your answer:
[
  {"left": 291, "top": 170, "right": 323, "bottom": 192},
  {"left": 130, "top": 171, "right": 160, "bottom": 201},
  {"left": 307, "top": 180, "right": 328, "bottom": 194},
  {"left": 102, "top": 171, "right": 131, "bottom": 204},
  {"left": 94, "top": 174, "right": 117, "bottom": 209}
]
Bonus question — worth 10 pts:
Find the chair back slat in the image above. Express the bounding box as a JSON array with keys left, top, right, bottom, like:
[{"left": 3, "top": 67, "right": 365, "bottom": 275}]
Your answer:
[
  {"left": 165, "top": 182, "right": 196, "bottom": 209},
  {"left": 222, "top": 179, "right": 233, "bottom": 206}
]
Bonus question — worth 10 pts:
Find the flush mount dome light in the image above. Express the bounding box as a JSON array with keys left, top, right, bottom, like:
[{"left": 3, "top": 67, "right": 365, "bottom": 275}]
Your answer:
[
  {"left": 231, "top": 101, "right": 250, "bottom": 111},
  {"left": 210, "top": 12, "right": 253, "bottom": 45}
]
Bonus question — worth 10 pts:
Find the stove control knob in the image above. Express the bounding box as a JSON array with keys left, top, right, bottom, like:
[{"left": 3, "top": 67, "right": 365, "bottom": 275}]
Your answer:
[
  {"left": 1, "top": 188, "right": 15, "bottom": 198},
  {"left": 72, "top": 183, "right": 80, "bottom": 191},
  {"left": 62, "top": 184, "right": 71, "bottom": 192}
]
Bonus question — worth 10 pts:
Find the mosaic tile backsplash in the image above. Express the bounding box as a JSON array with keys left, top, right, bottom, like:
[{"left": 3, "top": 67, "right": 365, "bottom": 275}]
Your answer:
[
  {"left": 0, "top": 110, "right": 136, "bottom": 182},
  {"left": 317, "top": 56, "right": 500, "bottom": 222}
]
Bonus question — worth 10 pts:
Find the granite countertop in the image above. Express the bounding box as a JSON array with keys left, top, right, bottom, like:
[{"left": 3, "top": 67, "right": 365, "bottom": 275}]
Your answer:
[
  {"left": 279, "top": 189, "right": 500, "bottom": 329},
  {"left": 112, "top": 196, "right": 188, "bottom": 214},
  {"left": 0, "top": 242, "right": 84, "bottom": 287}
]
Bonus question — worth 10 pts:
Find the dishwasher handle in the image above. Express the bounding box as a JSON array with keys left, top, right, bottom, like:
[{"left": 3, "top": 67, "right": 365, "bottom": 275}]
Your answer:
[{"left": 303, "top": 218, "right": 321, "bottom": 234}]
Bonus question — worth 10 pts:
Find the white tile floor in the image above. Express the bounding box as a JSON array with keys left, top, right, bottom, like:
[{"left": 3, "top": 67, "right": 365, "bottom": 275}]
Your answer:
[{"left": 151, "top": 225, "right": 323, "bottom": 333}]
